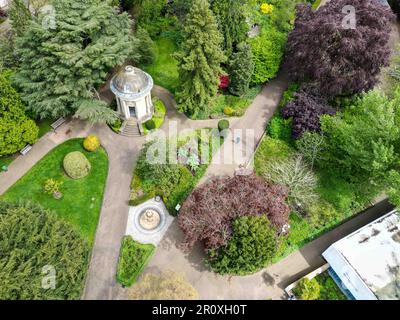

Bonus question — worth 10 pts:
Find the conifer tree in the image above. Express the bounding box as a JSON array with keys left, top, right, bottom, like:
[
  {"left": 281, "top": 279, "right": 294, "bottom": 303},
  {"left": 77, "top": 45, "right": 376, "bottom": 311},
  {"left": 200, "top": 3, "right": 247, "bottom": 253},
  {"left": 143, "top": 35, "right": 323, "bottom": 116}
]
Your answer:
[
  {"left": 134, "top": 27, "right": 155, "bottom": 65},
  {"left": 174, "top": 0, "right": 226, "bottom": 117},
  {"left": 210, "top": 0, "right": 247, "bottom": 58},
  {"left": 229, "top": 42, "right": 254, "bottom": 96},
  {"left": 14, "top": 0, "right": 136, "bottom": 120},
  {"left": 9, "top": 0, "right": 32, "bottom": 37}
]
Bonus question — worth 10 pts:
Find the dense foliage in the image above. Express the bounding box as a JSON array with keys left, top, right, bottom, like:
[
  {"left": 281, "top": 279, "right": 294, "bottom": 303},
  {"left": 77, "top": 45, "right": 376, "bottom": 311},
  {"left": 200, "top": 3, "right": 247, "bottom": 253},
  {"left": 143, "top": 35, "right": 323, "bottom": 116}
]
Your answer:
[
  {"left": 285, "top": 0, "right": 394, "bottom": 97},
  {"left": 116, "top": 236, "right": 155, "bottom": 287},
  {"left": 178, "top": 174, "right": 290, "bottom": 250},
  {"left": 281, "top": 88, "right": 336, "bottom": 138},
  {"left": 293, "top": 277, "right": 320, "bottom": 300},
  {"left": 0, "top": 202, "right": 89, "bottom": 300},
  {"left": 0, "top": 70, "right": 38, "bottom": 156},
  {"left": 249, "top": 24, "right": 287, "bottom": 85},
  {"left": 8, "top": 0, "right": 31, "bottom": 37},
  {"left": 207, "top": 216, "right": 278, "bottom": 275},
  {"left": 14, "top": 0, "right": 136, "bottom": 119},
  {"left": 229, "top": 42, "right": 254, "bottom": 96},
  {"left": 210, "top": 0, "right": 248, "bottom": 58},
  {"left": 133, "top": 130, "right": 219, "bottom": 213},
  {"left": 320, "top": 89, "right": 400, "bottom": 196},
  {"left": 174, "top": 0, "right": 226, "bottom": 117}
]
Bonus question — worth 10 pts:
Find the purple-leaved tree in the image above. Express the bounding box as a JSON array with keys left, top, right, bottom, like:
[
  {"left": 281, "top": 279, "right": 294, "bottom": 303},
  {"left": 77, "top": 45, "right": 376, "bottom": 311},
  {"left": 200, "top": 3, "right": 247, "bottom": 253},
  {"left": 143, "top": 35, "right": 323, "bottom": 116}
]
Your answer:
[{"left": 285, "top": 0, "right": 394, "bottom": 98}]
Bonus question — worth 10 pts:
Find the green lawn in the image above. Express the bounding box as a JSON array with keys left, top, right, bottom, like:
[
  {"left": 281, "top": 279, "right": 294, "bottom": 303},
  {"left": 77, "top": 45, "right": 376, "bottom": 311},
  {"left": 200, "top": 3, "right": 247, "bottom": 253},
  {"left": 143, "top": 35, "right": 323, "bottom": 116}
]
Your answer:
[
  {"left": 1, "top": 138, "right": 109, "bottom": 244},
  {"left": 143, "top": 36, "right": 179, "bottom": 93},
  {"left": 143, "top": 97, "right": 167, "bottom": 134}
]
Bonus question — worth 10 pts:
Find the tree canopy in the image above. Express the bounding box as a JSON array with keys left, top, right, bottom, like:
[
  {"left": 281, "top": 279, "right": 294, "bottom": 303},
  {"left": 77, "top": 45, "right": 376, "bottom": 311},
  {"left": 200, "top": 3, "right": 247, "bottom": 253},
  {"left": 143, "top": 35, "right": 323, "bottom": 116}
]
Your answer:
[
  {"left": 285, "top": 0, "right": 394, "bottom": 97},
  {"left": 178, "top": 174, "right": 290, "bottom": 250},
  {"left": 0, "top": 70, "right": 38, "bottom": 156},
  {"left": 14, "top": 0, "right": 136, "bottom": 119},
  {"left": 174, "top": 0, "right": 226, "bottom": 117},
  {"left": 207, "top": 216, "right": 278, "bottom": 275},
  {"left": 0, "top": 202, "right": 89, "bottom": 300}
]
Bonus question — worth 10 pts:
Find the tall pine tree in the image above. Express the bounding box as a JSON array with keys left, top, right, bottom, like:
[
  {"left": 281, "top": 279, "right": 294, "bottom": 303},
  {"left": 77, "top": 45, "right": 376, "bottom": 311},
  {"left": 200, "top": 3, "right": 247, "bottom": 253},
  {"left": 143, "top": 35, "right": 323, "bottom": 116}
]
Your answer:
[
  {"left": 174, "top": 0, "right": 225, "bottom": 117},
  {"left": 229, "top": 42, "right": 254, "bottom": 96},
  {"left": 9, "top": 0, "right": 32, "bottom": 37},
  {"left": 14, "top": 0, "right": 136, "bottom": 120},
  {"left": 210, "top": 0, "right": 247, "bottom": 58}
]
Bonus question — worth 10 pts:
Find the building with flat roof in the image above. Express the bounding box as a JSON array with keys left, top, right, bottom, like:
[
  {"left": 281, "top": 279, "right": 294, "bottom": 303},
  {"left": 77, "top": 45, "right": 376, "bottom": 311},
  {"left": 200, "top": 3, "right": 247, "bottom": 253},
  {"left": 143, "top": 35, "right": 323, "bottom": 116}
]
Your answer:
[{"left": 323, "top": 210, "right": 400, "bottom": 300}]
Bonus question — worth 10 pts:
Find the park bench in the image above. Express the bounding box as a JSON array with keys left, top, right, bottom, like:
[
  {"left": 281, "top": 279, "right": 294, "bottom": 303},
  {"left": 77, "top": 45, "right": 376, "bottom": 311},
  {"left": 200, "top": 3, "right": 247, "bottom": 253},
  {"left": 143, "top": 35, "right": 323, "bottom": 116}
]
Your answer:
[
  {"left": 20, "top": 144, "right": 32, "bottom": 156},
  {"left": 51, "top": 117, "right": 66, "bottom": 131}
]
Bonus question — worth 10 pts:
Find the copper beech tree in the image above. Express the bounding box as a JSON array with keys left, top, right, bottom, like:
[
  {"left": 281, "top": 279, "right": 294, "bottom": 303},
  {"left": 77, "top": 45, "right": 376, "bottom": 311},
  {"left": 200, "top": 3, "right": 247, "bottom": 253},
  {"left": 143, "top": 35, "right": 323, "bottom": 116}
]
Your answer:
[
  {"left": 177, "top": 174, "right": 290, "bottom": 251},
  {"left": 285, "top": 0, "right": 394, "bottom": 98}
]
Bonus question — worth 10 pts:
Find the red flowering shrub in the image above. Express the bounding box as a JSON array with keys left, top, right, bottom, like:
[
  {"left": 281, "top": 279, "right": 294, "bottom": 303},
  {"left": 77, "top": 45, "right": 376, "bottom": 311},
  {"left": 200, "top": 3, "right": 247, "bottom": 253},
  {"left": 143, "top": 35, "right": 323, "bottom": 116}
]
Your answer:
[
  {"left": 178, "top": 174, "right": 290, "bottom": 250},
  {"left": 219, "top": 75, "right": 230, "bottom": 90}
]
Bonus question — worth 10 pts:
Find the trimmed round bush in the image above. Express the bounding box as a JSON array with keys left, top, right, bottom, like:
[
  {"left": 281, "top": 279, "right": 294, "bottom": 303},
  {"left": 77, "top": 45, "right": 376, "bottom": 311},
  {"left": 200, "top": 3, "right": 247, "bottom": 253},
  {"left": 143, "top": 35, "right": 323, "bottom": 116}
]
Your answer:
[
  {"left": 83, "top": 135, "right": 100, "bottom": 152},
  {"left": 218, "top": 119, "right": 230, "bottom": 132},
  {"left": 145, "top": 119, "right": 156, "bottom": 131},
  {"left": 63, "top": 151, "right": 91, "bottom": 179}
]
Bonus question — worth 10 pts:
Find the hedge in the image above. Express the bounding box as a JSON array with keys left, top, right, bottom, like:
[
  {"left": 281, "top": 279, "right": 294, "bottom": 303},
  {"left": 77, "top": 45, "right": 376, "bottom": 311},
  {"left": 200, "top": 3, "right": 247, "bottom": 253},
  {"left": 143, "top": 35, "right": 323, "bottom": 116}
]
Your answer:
[{"left": 116, "top": 236, "right": 156, "bottom": 287}]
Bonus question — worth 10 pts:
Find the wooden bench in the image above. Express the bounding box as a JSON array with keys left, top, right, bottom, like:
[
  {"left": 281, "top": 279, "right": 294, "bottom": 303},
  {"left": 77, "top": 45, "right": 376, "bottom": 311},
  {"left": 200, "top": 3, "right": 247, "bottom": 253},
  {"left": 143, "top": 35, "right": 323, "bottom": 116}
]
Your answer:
[
  {"left": 20, "top": 144, "right": 32, "bottom": 156},
  {"left": 51, "top": 117, "right": 66, "bottom": 131}
]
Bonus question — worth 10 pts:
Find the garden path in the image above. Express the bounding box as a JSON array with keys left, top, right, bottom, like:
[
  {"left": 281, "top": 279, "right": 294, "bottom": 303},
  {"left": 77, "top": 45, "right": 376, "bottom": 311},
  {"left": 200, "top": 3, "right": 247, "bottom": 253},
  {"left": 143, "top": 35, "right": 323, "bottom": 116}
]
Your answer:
[{"left": 0, "top": 119, "right": 147, "bottom": 299}]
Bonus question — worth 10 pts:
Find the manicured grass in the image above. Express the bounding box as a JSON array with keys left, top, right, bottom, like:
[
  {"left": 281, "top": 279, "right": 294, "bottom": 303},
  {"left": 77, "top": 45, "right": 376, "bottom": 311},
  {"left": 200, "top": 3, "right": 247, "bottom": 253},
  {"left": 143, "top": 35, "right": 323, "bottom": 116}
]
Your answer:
[
  {"left": 143, "top": 97, "right": 167, "bottom": 134},
  {"left": 315, "top": 272, "right": 347, "bottom": 300},
  {"left": 143, "top": 36, "right": 179, "bottom": 93},
  {"left": 1, "top": 138, "right": 109, "bottom": 245},
  {"left": 116, "top": 236, "right": 156, "bottom": 287}
]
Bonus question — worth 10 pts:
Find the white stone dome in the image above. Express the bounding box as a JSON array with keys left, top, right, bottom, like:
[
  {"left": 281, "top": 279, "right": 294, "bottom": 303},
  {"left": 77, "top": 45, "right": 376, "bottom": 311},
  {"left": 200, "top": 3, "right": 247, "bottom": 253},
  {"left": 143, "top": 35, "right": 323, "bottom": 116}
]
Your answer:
[{"left": 110, "top": 65, "right": 153, "bottom": 100}]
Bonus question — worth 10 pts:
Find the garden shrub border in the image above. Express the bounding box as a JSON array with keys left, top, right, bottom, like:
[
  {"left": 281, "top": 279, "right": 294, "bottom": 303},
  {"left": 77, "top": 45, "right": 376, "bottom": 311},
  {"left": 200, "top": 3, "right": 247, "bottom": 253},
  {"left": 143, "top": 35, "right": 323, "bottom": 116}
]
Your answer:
[{"left": 116, "top": 236, "right": 156, "bottom": 287}]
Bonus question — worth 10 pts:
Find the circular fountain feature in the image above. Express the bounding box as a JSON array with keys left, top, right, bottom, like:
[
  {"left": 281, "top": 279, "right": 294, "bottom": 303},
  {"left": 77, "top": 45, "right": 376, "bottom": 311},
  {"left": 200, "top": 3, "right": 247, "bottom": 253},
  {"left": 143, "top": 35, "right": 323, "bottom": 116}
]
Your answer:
[
  {"left": 139, "top": 208, "right": 161, "bottom": 231},
  {"left": 127, "top": 198, "right": 173, "bottom": 245}
]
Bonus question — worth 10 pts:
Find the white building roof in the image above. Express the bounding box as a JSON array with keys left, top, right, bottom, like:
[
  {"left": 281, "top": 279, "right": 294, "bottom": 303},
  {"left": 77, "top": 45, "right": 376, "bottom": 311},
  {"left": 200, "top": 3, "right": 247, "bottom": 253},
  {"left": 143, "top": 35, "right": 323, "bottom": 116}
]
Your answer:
[{"left": 323, "top": 210, "right": 400, "bottom": 300}]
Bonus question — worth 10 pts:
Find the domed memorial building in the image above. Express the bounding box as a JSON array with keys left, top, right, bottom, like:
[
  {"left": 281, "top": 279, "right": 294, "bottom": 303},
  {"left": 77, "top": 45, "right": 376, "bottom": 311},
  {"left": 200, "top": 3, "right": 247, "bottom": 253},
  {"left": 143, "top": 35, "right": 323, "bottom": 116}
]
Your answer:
[{"left": 110, "top": 65, "right": 154, "bottom": 123}]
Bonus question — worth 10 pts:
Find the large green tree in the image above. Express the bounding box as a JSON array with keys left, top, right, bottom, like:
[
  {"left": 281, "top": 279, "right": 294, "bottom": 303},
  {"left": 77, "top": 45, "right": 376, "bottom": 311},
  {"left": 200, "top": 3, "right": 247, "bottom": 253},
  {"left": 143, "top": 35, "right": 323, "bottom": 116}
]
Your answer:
[
  {"left": 0, "top": 201, "right": 89, "bottom": 300},
  {"left": 320, "top": 89, "right": 400, "bottom": 205},
  {"left": 207, "top": 216, "right": 278, "bottom": 275},
  {"left": 174, "top": 0, "right": 226, "bottom": 117},
  {"left": 14, "top": 0, "right": 136, "bottom": 120},
  {"left": 229, "top": 42, "right": 254, "bottom": 96},
  {"left": 210, "top": 0, "right": 248, "bottom": 58},
  {"left": 0, "top": 70, "right": 38, "bottom": 156},
  {"left": 8, "top": 0, "right": 32, "bottom": 37}
]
